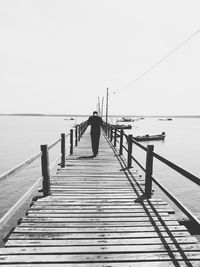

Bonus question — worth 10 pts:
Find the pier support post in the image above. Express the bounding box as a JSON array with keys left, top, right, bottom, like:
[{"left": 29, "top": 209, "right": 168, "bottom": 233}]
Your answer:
[
  {"left": 127, "top": 134, "right": 133, "bottom": 168},
  {"left": 145, "top": 145, "right": 154, "bottom": 198},
  {"left": 70, "top": 129, "right": 73, "bottom": 155},
  {"left": 61, "top": 133, "right": 66, "bottom": 168},
  {"left": 41, "top": 145, "right": 50, "bottom": 196},
  {"left": 119, "top": 129, "right": 124, "bottom": 155}
]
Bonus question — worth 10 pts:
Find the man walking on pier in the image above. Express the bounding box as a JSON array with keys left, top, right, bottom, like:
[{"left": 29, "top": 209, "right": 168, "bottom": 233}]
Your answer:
[{"left": 87, "top": 111, "right": 103, "bottom": 157}]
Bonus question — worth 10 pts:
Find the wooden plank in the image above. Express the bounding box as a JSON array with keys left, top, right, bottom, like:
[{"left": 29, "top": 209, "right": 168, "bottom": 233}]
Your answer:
[
  {"left": 51, "top": 184, "right": 134, "bottom": 188},
  {"left": 26, "top": 212, "right": 171, "bottom": 218},
  {"left": 27, "top": 209, "right": 174, "bottom": 215},
  {"left": 18, "top": 221, "right": 180, "bottom": 228},
  {"left": 0, "top": 262, "right": 199, "bottom": 267},
  {"left": 8, "top": 231, "right": 191, "bottom": 240},
  {"left": 1, "top": 243, "right": 200, "bottom": 254},
  {"left": 13, "top": 225, "right": 188, "bottom": 233},
  {"left": 0, "top": 252, "right": 200, "bottom": 263},
  {"left": 50, "top": 188, "right": 134, "bottom": 192},
  {"left": 5, "top": 236, "right": 198, "bottom": 247},
  {"left": 21, "top": 215, "right": 177, "bottom": 223},
  {"left": 30, "top": 204, "right": 170, "bottom": 209},
  {"left": 37, "top": 196, "right": 167, "bottom": 204},
  {"left": 29, "top": 206, "right": 173, "bottom": 212},
  {"left": 32, "top": 202, "right": 163, "bottom": 207}
]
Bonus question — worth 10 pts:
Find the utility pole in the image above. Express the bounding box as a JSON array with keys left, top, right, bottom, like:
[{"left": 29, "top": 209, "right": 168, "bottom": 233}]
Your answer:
[
  {"left": 98, "top": 96, "right": 101, "bottom": 114},
  {"left": 106, "top": 88, "right": 109, "bottom": 124},
  {"left": 101, "top": 97, "right": 104, "bottom": 117}
]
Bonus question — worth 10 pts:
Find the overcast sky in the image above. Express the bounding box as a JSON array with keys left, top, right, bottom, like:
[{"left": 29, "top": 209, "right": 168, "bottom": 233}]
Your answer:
[{"left": 1, "top": 0, "right": 200, "bottom": 115}]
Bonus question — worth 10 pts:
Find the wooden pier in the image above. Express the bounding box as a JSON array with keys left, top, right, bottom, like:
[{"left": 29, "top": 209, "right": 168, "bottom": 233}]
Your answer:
[{"left": 0, "top": 127, "right": 200, "bottom": 266}]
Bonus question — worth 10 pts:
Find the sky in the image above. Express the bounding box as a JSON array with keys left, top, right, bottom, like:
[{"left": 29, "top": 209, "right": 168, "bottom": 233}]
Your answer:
[{"left": 0, "top": 0, "right": 200, "bottom": 116}]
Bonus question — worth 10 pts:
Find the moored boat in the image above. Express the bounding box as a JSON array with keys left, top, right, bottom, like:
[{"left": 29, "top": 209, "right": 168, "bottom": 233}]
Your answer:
[
  {"left": 133, "top": 132, "right": 166, "bottom": 141},
  {"left": 158, "top": 118, "right": 172, "bottom": 121},
  {"left": 115, "top": 124, "right": 132, "bottom": 129},
  {"left": 117, "top": 117, "right": 134, "bottom": 122}
]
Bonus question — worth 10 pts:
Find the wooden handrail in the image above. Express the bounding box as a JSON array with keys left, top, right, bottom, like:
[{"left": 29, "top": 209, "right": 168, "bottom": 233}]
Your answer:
[
  {"left": 0, "top": 151, "right": 62, "bottom": 231},
  {"left": 0, "top": 152, "right": 42, "bottom": 181},
  {"left": 0, "top": 176, "right": 42, "bottom": 230},
  {"left": 0, "top": 133, "right": 70, "bottom": 182},
  {"left": 0, "top": 120, "right": 88, "bottom": 230},
  {"left": 104, "top": 121, "right": 200, "bottom": 226},
  {"left": 153, "top": 151, "right": 200, "bottom": 186},
  {"left": 152, "top": 175, "right": 200, "bottom": 226}
]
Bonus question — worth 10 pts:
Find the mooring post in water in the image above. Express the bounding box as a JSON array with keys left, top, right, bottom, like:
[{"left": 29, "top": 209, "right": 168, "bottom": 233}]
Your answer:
[
  {"left": 61, "top": 133, "right": 66, "bottom": 168},
  {"left": 75, "top": 125, "right": 78, "bottom": 146},
  {"left": 145, "top": 145, "right": 154, "bottom": 198},
  {"left": 41, "top": 145, "right": 50, "bottom": 196},
  {"left": 127, "top": 134, "right": 133, "bottom": 168},
  {"left": 119, "top": 129, "right": 124, "bottom": 155},
  {"left": 114, "top": 127, "right": 117, "bottom": 147},
  {"left": 70, "top": 129, "right": 73, "bottom": 155}
]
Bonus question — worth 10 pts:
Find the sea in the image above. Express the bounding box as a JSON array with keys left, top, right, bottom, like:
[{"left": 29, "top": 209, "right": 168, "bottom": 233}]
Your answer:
[{"left": 0, "top": 115, "right": 200, "bottom": 222}]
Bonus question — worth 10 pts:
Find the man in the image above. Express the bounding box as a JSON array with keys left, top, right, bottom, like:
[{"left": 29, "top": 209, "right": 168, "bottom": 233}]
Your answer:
[{"left": 87, "top": 111, "right": 103, "bottom": 157}]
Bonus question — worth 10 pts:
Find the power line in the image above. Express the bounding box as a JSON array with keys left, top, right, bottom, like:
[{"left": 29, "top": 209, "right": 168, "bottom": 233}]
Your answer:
[{"left": 118, "top": 27, "right": 200, "bottom": 92}]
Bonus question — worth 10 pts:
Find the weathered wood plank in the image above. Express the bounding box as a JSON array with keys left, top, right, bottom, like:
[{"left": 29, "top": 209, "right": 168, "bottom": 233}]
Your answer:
[
  {"left": 21, "top": 215, "right": 176, "bottom": 223},
  {"left": 36, "top": 197, "right": 165, "bottom": 202},
  {"left": 30, "top": 203, "right": 170, "bottom": 209},
  {"left": 27, "top": 208, "right": 174, "bottom": 214},
  {"left": 8, "top": 231, "right": 191, "bottom": 240},
  {"left": 5, "top": 236, "right": 198, "bottom": 247},
  {"left": 0, "top": 252, "right": 200, "bottom": 263},
  {"left": 1, "top": 243, "right": 200, "bottom": 254},
  {"left": 26, "top": 212, "right": 172, "bottom": 218},
  {"left": 18, "top": 221, "right": 180, "bottom": 228},
  {"left": 13, "top": 225, "right": 188, "bottom": 233},
  {"left": 0, "top": 262, "right": 199, "bottom": 267}
]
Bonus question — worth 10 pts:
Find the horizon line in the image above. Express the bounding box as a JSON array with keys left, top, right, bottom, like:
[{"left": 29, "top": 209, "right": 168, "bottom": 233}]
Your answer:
[{"left": 0, "top": 113, "right": 200, "bottom": 118}]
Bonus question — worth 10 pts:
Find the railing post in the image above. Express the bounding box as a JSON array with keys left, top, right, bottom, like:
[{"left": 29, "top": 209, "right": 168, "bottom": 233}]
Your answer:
[
  {"left": 41, "top": 145, "right": 50, "bottom": 197},
  {"left": 145, "top": 145, "right": 154, "bottom": 198},
  {"left": 119, "top": 129, "right": 124, "bottom": 155},
  {"left": 75, "top": 125, "right": 78, "bottom": 146},
  {"left": 80, "top": 123, "right": 82, "bottom": 138},
  {"left": 114, "top": 127, "right": 117, "bottom": 147},
  {"left": 107, "top": 125, "right": 110, "bottom": 139},
  {"left": 106, "top": 123, "right": 108, "bottom": 136},
  {"left": 78, "top": 125, "right": 81, "bottom": 141},
  {"left": 70, "top": 129, "right": 73, "bottom": 155},
  {"left": 61, "top": 133, "right": 65, "bottom": 168},
  {"left": 127, "top": 134, "right": 133, "bottom": 168},
  {"left": 110, "top": 126, "right": 113, "bottom": 142}
]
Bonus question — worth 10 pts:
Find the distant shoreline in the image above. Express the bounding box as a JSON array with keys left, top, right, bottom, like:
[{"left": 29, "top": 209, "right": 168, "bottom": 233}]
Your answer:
[{"left": 0, "top": 114, "right": 200, "bottom": 118}]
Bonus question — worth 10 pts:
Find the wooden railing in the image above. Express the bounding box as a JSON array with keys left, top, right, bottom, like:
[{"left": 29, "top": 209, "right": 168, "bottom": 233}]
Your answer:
[
  {"left": 103, "top": 122, "right": 200, "bottom": 227},
  {"left": 0, "top": 120, "right": 88, "bottom": 230}
]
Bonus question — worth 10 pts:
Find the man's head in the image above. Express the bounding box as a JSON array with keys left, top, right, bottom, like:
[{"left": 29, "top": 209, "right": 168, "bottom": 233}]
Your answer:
[{"left": 93, "top": 111, "right": 98, "bottom": 116}]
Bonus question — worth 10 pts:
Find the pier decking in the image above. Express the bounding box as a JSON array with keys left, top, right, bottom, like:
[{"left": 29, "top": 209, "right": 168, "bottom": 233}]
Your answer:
[{"left": 0, "top": 128, "right": 200, "bottom": 266}]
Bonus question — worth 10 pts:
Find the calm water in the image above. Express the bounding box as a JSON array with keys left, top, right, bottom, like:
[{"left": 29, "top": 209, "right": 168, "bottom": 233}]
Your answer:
[
  {"left": 0, "top": 116, "right": 200, "bottom": 220},
  {"left": 0, "top": 116, "right": 84, "bottom": 219}
]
